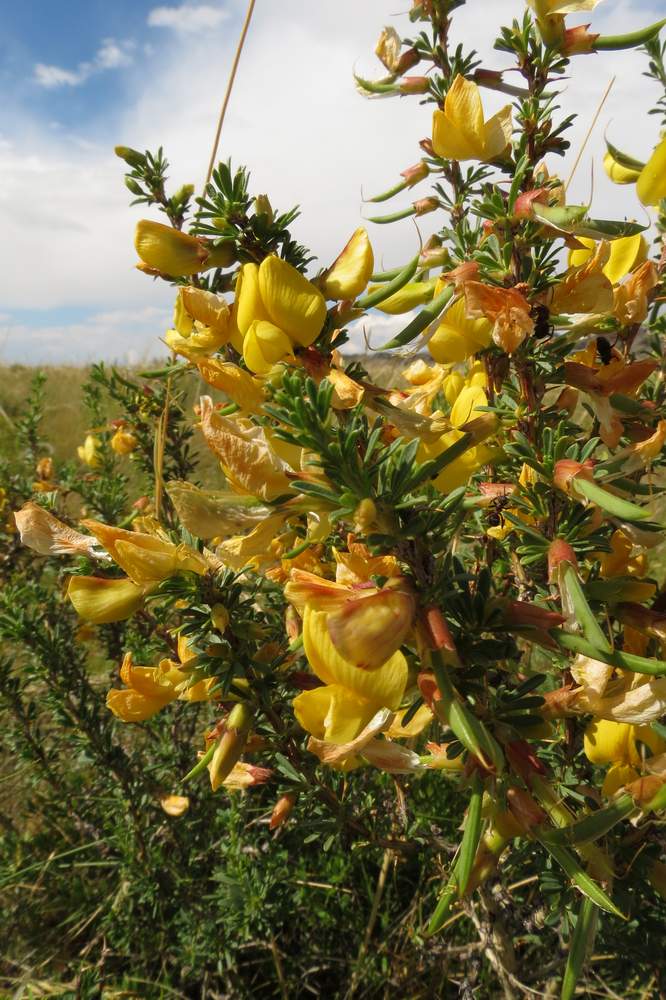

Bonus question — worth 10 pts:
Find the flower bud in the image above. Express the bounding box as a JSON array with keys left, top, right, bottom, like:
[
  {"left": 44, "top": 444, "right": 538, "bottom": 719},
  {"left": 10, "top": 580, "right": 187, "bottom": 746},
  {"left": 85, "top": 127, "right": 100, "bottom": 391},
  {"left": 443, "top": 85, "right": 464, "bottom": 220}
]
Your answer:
[
  {"left": 77, "top": 434, "right": 102, "bottom": 468},
  {"left": 413, "top": 197, "right": 439, "bottom": 216},
  {"left": 399, "top": 76, "right": 430, "bottom": 95},
  {"left": 115, "top": 145, "right": 146, "bottom": 169},
  {"left": 547, "top": 538, "right": 578, "bottom": 583},
  {"left": 269, "top": 792, "right": 297, "bottom": 830},
  {"left": 208, "top": 703, "right": 254, "bottom": 792},
  {"left": 211, "top": 603, "right": 230, "bottom": 633},
  {"left": 36, "top": 457, "right": 54, "bottom": 481},
  {"left": 254, "top": 194, "right": 274, "bottom": 224},
  {"left": 400, "top": 160, "right": 429, "bottom": 187},
  {"left": 172, "top": 183, "right": 194, "bottom": 206},
  {"left": 553, "top": 458, "right": 594, "bottom": 495},
  {"left": 562, "top": 25, "right": 599, "bottom": 55},
  {"left": 506, "top": 787, "right": 547, "bottom": 832},
  {"left": 125, "top": 177, "right": 144, "bottom": 197},
  {"left": 353, "top": 497, "right": 377, "bottom": 533}
]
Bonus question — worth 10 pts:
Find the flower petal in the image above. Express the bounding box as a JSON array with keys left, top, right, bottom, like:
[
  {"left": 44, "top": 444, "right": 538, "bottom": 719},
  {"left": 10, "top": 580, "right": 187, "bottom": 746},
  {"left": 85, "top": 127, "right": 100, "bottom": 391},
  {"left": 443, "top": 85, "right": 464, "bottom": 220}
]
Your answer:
[
  {"left": 303, "top": 606, "right": 407, "bottom": 709},
  {"left": 258, "top": 256, "right": 327, "bottom": 347}
]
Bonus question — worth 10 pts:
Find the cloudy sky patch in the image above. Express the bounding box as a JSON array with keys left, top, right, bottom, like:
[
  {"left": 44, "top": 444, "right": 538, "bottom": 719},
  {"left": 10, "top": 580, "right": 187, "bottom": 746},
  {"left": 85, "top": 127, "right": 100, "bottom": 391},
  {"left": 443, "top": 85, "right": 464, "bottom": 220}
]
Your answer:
[{"left": 1, "top": 0, "right": 663, "bottom": 364}]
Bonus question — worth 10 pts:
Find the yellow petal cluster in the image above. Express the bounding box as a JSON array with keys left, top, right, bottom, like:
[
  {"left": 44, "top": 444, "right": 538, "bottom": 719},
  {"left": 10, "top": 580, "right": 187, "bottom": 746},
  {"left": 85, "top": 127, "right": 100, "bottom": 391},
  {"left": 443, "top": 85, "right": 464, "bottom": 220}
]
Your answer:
[
  {"left": 234, "top": 256, "right": 327, "bottom": 373},
  {"left": 428, "top": 296, "right": 492, "bottom": 363},
  {"left": 107, "top": 649, "right": 216, "bottom": 722},
  {"left": 293, "top": 607, "right": 408, "bottom": 770},
  {"left": 584, "top": 718, "right": 666, "bottom": 796},
  {"left": 432, "top": 75, "right": 512, "bottom": 163},
  {"left": 165, "top": 286, "right": 232, "bottom": 358}
]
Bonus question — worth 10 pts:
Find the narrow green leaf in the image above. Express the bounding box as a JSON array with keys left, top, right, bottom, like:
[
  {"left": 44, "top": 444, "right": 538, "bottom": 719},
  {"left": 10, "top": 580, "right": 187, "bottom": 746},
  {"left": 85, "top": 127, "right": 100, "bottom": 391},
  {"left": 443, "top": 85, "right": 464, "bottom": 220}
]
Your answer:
[
  {"left": 572, "top": 476, "right": 653, "bottom": 522},
  {"left": 552, "top": 630, "right": 666, "bottom": 676},
  {"left": 560, "top": 563, "right": 610, "bottom": 651},
  {"left": 455, "top": 773, "right": 484, "bottom": 897},
  {"left": 534, "top": 835, "right": 625, "bottom": 918},
  {"left": 561, "top": 897, "right": 597, "bottom": 1000},
  {"left": 541, "top": 794, "right": 636, "bottom": 846}
]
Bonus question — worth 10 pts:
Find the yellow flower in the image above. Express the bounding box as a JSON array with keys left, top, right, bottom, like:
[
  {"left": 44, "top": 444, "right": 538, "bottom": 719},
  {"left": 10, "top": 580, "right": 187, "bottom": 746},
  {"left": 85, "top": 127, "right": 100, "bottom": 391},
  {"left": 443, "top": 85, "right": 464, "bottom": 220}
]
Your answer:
[
  {"left": 165, "top": 286, "right": 231, "bottom": 358},
  {"left": 196, "top": 357, "right": 265, "bottom": 413},
  {"left": 107, "top": 648, "right": 217, "bottom": 723},
  {"left": 165, "top": 480, "right": 270, "bottom": 539},
  {"left": 550, "top": 241, "right": 614, "bottom": 315},
  {"left": 160, "top": 794, "right": 190, "bottom": 816},
  {"left": 449, "top": 383, "right": 488, "bottom": 428},
  {"left": 135, "top": 219, "right": 234, "bottom": 276},
  {"left": 217, "top": 513, "right": 291, "bottom": 572},
  {"left": 568, "top": 234, "right": 648, "bottom": 287},
  {"left": 67, "top": 575, "right": 145, "bottom": 623},
  {"left": 584, "top": 717, "right": 666, "bottom": 797},
  {"left": 110, "top": 428, "right": 138, "bottom": 456},
  {"left": 323, "top": 228, "right": 374, "bottom": 300},
  {"left": 614, "top": 261, "right": 658, "bottom": 327},
  {"left": 527, "top": 0, "right": 602, "bottom": 46},
  {"left": 428, "top": 296, "right": 492, "bottom": 363},
  {"left": 285, "top": 569, "right": 415, "bottom": 670},
  {"left": 77, "top": 434, "right": 102, "bottom": 468},
  {"left": 81, "top": 519, "right": 208, "bottom": 585},
  {"left": 463, "top": 282, "right": 533, "bottom": 354},
  {"left": 243, "top": 321, "right": 294, "bottom": 375},
  {"left": 107, "top": 653, "right": 179, "bottom": 721},
  {"left": 637, "top": 137, "right": 666, "bottom": 207},
  {"left": 603, "top": 151, "right": 641, "bottom": 185},
  {"left": 234, "top": 256, "right": 326, "bottom": 364},
  {"left": 599, "top": 529, "right": 647, "bottom": 579},
  {"left": 432, "top": 75, "right": 512, "bottom": 163},
  {"left": 293, "top": 606, "right": 408, "bottom": 770}
]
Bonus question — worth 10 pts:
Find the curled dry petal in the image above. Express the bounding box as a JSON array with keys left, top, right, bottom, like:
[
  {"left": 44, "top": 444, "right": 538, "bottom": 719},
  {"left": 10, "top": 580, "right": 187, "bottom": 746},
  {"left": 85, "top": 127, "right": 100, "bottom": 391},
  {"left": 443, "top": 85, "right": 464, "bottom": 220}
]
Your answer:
[
  {"left": 198, "top": 396, "right": 291, "bottom": 501},
  {"left": 306, "top": 707, "right": 394, "bottom": 765},
  {"left": 15, "top": 502, "right": 103, "bottom": 558}
]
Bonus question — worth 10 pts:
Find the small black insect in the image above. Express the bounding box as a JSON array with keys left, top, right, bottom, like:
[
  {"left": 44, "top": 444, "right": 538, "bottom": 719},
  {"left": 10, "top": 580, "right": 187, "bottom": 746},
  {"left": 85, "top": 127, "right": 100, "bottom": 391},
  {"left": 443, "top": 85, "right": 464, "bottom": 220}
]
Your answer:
[
  {"left": 596, "top": 335, "right": 613, "bottom": 366},
  {"left": 531, "top": 303, "right": 553, "bottom": 339},
  {"left": 486, "top": 495, "right": 511, "bottom": 529}
]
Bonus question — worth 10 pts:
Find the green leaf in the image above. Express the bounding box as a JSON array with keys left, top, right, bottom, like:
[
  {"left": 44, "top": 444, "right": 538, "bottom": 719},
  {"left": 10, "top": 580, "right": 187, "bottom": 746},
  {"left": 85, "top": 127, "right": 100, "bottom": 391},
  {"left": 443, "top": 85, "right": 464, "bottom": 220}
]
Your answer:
[
  {"left": 552, "top": 630, "right": 666, "bottom": 676},
  {"left": 534, "top": 835, "right": 624, "bottom": 918},
  {"left": 572, "top": 477, "right": 654, "bottom": 522},
  {"left": 561, "top": 897, "right": 597, "bottom": 1000}
]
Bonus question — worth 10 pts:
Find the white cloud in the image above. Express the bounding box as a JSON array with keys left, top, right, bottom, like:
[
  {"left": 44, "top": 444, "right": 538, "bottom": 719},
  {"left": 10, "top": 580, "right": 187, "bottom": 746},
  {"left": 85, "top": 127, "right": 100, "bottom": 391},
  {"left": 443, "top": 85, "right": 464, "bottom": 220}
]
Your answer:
[
  {"left": 33, "top": 38, "right": 134, "bottom": 89},
  {"left": 11, "top": 0, "right": 666, "bottom": 362},
  {"left": 147, "top": 4, "right": 231, "bottom": 32},
  {"left": 0, "top": 307, "right": 171, "bottom": 365},
  {"left": 34, "top": 64, "right": 83, "bottom": 88},
  {"left": 96, "top": 39, "right": 134, "bottom": 70}
]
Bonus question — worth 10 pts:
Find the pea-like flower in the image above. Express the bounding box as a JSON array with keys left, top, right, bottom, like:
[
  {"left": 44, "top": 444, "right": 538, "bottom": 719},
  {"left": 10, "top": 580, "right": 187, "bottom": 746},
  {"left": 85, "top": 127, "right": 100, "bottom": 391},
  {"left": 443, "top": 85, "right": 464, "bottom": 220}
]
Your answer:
[{"left": 432, "top": 75, "right": 512, "bottom": 163}]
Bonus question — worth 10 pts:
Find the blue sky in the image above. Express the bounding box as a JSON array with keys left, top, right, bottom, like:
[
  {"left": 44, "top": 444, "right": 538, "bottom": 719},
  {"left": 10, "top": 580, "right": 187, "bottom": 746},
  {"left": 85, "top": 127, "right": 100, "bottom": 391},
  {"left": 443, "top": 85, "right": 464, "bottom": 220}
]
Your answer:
[{"left": 1, "top": 0, "right": 664, "bottom": 365}]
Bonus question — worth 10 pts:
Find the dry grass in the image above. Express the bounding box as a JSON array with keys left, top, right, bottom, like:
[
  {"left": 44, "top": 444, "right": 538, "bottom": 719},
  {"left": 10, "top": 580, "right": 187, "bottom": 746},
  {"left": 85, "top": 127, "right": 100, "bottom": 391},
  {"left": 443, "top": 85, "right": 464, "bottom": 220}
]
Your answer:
[{"left": 0, "top": 357, "right": 402, "bottom": 465}]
